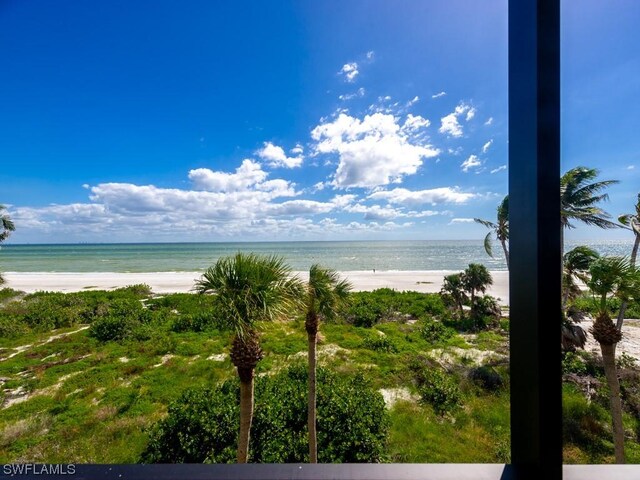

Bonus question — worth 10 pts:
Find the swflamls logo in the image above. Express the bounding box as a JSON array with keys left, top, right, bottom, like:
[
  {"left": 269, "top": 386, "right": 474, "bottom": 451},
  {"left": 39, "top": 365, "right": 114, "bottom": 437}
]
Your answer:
[{"left": 2, "top": 464, "right": 76, "bottom": 475}]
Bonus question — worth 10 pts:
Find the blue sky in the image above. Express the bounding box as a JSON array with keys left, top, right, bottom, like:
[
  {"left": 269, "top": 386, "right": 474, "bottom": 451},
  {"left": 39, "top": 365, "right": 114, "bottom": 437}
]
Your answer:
[{"left": 0, "top": 1, "right": 638, "bottom": 244}]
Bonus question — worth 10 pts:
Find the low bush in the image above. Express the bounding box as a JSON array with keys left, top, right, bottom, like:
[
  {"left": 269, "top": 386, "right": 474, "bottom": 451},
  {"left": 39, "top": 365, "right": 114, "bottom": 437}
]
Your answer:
[
  {"left": 171, "top": 311, "right": 219, "bottom": 333},
  {"left": 419, "top": 318, "right": 455, "bottom": 344},
  {"left": 361, "top": 334, "right": 398, "bottom": 353},
  {"left": 417, "top": 368, "right": 462, "bottom": 415},
  {"left": 468, "top": 365, "right": 504, "bottom": 392},
  {"left": 141, "top": 365, "right": 389, "bottom": 463},
  {"left": 88, "top": 315, "right": 140, "bottom": 342}
]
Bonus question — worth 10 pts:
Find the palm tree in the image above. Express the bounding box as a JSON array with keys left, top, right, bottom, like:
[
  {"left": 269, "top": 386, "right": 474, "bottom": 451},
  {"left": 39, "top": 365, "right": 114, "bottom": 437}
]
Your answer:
[
  {"left": 0, "top": 205, "right": 15, "bottom": 285},
  {"left": 560, "top": 166, "right": 620, "bottom": 257},
  {"left": 617, "top": 193, "right": 640, "bottom": 329},
  {"left": 587, "top": 256, "right": 640, "bottom": 463},
  {"left": 305, "top": 264, "right": 352, "bottom": 463},
  {"left": 461, "top": 263, "right": 493, "bottom": 306},
  {"left": 474, "top": 195, "right": 509, "bottom": 269},
  {"left": 559, "top": 167, "right": 620, "bottom": 350},
  {"left": 441, "top": 273, "right": 467, "bottom": 318},
  {"left": 561, "top": 246, "right": 599, "bottom": 350},
  {"left": 194, "top": 253, "right": 304, "bottom": 463}
]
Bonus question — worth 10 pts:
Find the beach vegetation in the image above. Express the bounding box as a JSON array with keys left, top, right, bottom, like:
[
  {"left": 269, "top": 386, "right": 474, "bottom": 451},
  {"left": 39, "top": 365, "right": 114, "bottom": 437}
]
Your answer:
[
  {"left": 303, "top": 264, "right": 352, "bottom": 462},
  {"left": 141, "top": 364, "right": 388, "bottom": 463},
  {"left": 193, "top": 253, "right": 305, "bottom": 463},
  {"left": 0, "top": 205, "right": 15, "bottom": 286},
  {"left": 587, "top": 255, "right": 640, "bottom": 463},
  {"left": 474, "top": 195, "right": 509, "bottom": 269}
]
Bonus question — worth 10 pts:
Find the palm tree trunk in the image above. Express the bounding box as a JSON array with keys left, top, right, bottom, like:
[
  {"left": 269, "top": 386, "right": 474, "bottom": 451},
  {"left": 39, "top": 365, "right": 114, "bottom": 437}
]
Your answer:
[
  {"left": 617, "top": 234, "right": 640, "bottom": 330},
  {"left": 500, "top": 239, "right": 509, "bottom": 270},
  {"left": 237, "top": 369, "right": 255, "bottom": 463},
  {"left": 600, "top": 342, "right": 626, "bottom": 463},
  {"left": 308, "top": 331, "right": 318, "bottom": 463}
]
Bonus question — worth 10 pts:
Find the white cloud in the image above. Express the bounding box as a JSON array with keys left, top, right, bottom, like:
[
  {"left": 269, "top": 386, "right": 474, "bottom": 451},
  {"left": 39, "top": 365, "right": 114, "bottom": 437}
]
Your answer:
[
  {"left": 366, "top": 51, "right": 375, "bottom": 60},
  {"left": 402, "top": 114, "right": 430, "bottom": 132},
  {"left": 368, "top": 187, "right": 477, "bottom": 206},
  {"left": 339, "top": 62, "right": 359, "bottom": 82},
  {"left": 490, "top": 165, "right": 507, "bottom": 174},
  {"left": 432, "top": 91, "right": 446, "bottom": 99},
  {"left": 290, "top": 144, "right": 304, "bottom": 155},
  {"left": 461, "top": 154, "right": 482, "bottom": 172},
  {"left": 484, "top": 117, "right": 494, "bottom": 126},
  {"left": 257, "top": 142, "right": 304, "bottom": 168},
  {"left": 439, "top": 103, "right": 473, "bottom": 137},
  {"left": 449, "top": 218, "right": 475, "bottom": 224},
  {"left": 465, "top": 107, "right": 476, "bottom": 121},
  {"left": 339, "top": 87, "right": 366, "bottom": 101},
  {"left": 482, "top": 140, "right": 493, "bottom": 153},
  {"left": 311, "top": 112, "right": 439, "bottom": 188},
  {"left": 188, "top": 159, "right": 268, "bottom": 191},
  {"left": 627, "top": 165, "right": 635, "bottom": 170},
  {"left": 406, "top": 96, "right": 420, "bottom": 107}
]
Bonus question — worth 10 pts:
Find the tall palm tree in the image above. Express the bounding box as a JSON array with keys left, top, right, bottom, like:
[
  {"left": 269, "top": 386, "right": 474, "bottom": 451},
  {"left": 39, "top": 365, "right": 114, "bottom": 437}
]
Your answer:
[
  {"left": 0, "top": 205, "right": 15, "bottom": 285},
  {"left": 587, "top": 256, "right": 640, "bottom": 463},
  {"left": 559, "top": 167, "right": 620, "bottom": 350},
  {"left": 305, "top": 264, "right": 352, "bottom": 463},
  {"left": 617, "top": 193, "right": 640, "bottom": 329},
  {"left": 561, "top": 246, "right": 599, "bottom": 350},
  {"left": 194, "top": 253, "right": 304, "bottom": 463},
  {"left": 474, "top": 195, "right": 509, "bottom": 269},
  {"left": 560, "top": 166, "right": 620, "bottom": 257}
]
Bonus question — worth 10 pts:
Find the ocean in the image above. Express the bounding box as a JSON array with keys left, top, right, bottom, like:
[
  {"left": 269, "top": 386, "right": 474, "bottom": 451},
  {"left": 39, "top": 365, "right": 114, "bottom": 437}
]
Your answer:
[{"left": 0, "top": 240, "right": 635, "bottom": 273}]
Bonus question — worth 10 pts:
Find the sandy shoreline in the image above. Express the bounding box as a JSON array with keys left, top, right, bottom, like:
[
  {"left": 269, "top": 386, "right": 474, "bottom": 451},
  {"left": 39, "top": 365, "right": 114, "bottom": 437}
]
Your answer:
[{"left": 2, "top": 271, "right": 510, "bottom": 305}]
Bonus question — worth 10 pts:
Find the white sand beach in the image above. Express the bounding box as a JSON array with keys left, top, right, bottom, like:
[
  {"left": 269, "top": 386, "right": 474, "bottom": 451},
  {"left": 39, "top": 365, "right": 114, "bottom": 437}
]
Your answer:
[{"left": 3, "top": 270, "right": 510, "bottom": 305}]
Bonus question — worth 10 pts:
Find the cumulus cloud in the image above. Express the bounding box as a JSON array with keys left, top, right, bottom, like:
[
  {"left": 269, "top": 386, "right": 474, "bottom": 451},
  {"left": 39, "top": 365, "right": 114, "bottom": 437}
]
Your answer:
[
  {"left": 257, "top": 142, "right": 304, "bottom": 168},
  {"left": 482, "top": 140, "right": 493, "bottom": 153},
  {"left": 188, "top": 159, "right": 268, "bottom": 191},
  {"left": 461, "top": 154, "right": 482, "bottom": 172},
  {"left": 402, "top": 114, "right": 430, "bottom": 132},
  {"left": 368, "top": 187, "right": 477, "bottom": 206},
  {"left": 490, "top": 165, "right": 507, "bottom": 174},
  {"left": 432, "top": 91, "right": 446, "bottom": 99},
  {"left": 339, "top": 62, "right": 359, "bottom": 82},
  {"left": 311, "top": 112, "right": 439, "bottom": 188},
  {"left": 439, "top": 103, "right": 474, "bottom": 137}
]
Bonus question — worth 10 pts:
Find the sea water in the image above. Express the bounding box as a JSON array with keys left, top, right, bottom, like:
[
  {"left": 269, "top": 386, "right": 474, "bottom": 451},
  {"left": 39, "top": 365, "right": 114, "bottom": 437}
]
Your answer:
[{"left": 0, "top": 240, "right": 634, "bottom": 273}]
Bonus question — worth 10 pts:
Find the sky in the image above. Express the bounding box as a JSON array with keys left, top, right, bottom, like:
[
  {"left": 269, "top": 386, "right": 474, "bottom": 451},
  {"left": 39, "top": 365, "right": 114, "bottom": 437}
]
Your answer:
[{"left": 0, "top": 0, "right": 638, "bottom": 244}]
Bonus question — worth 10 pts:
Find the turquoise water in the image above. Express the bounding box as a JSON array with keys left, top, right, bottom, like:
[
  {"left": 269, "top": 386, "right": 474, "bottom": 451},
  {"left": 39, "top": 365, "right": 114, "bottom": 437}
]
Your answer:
[{"left": 0, "top": 240, "right": 634, "bottom": 273}]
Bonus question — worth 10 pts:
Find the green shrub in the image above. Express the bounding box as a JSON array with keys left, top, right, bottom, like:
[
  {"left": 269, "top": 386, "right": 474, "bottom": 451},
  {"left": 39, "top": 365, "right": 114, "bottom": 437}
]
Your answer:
[
  {"left": 114, "top": 284, "right": 153, "bottom": 297},
  {"left": 469, "top": 295, "right": 501, "bottom": 330},
  {"left": 0, "top": 313, "right": 28, "bottom": 338},
  {"left": 171, "top": 311, "right": 218, "bottom": 333},
  {"left": 468, "top": 365, "right": 504, "bottom": 392},
  {"left": 417, "top": 368, "right": 462, "bottom": 415},
  {"left": 88, "top": 315, "right": 140, "bottom": 342},
  {"left": 361, "top": 334, "right": 398, "bottom": 353},
  {"left": 141, "top": 365, "right": 389, "bottom": 463},
  {"left": 0, "top": 288, "right": 23, "bottom": 303},
  {"left": 563, "top": 385, "right": 610, "bottom": 451},
  {"left": 562, "top": 351, "right": 588, "bottom": 376},
  {"left": 419, "top": 319, "right": 455, "bottom": 344}
]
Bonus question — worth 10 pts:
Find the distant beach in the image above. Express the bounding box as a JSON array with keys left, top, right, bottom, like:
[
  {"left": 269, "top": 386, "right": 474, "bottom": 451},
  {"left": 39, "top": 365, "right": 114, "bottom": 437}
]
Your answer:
[{"left": 3, "top": 270, "right": 511, "bottom": 305}]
